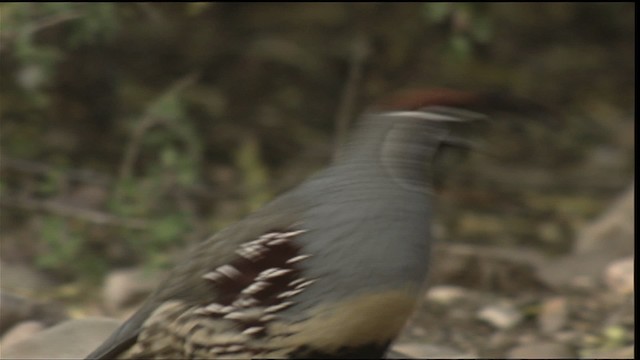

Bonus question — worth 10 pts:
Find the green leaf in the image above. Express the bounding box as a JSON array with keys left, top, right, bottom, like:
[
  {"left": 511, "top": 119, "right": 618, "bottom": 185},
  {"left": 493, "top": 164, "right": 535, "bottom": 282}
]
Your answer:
[{"left": 149, "top": 214, "right": 190, "bottom": 247}]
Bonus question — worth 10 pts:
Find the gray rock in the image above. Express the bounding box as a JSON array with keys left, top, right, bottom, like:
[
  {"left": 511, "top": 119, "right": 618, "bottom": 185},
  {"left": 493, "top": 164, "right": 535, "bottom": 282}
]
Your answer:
[
  {"left": 0, "top": 291, "right": 67, "bottom": 335},
  {"left": 424, "top": 285, "right": 469, "bottom": 304},
  {"left": 0, "top": 321, "right": 45, "bottom": 349},
  {"left": 538, "top": 296, "right": 568, "bottom": 334},
  {"left": 0, "top": 318, "right": 120, "bottom": 359},
  {"left": 477, "top": 302, "right": 523, "bottom": 330},
  {"left": 574, "top": 184, "right": 634, "bottom": 255},
  {"left": 604, "top": 256, "right": 634, "bottom": 295},
  {"left": 0, "top": 292, "right": 36, "bottom": 335},
  {"left": 507, "top": 341, "right": 574, "bottom": 359},
  {"left": 102, "top": 267, "right": 162, "bottom": 313}
]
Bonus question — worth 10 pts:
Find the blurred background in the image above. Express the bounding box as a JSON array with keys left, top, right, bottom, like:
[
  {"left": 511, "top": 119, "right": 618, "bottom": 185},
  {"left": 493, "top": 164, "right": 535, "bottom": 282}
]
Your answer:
[{"left": 0, "top": 3, "right": 634, "bottom": 358}]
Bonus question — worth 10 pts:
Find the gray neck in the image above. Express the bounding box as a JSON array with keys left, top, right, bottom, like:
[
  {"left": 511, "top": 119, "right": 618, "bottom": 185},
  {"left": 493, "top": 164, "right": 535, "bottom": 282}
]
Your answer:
[{"left": 335, "top": 113, "right": 449, "bottom": 192}]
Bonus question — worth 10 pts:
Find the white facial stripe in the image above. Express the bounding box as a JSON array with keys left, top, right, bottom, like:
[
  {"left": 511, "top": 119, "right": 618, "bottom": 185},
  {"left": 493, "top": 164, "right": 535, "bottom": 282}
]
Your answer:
[
  {"left": 380, "top": 107, "right": 486, "bottom": 122},
  {"left": 380, "top": 111, "right": 463, "bottom": 122},
  {"left": 425, "top": 106, "right": 487, "bottom": 120}
]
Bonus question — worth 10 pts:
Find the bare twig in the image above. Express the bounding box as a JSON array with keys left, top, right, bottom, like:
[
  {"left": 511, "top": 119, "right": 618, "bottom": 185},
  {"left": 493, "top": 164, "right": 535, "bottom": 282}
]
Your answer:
[
  {"left": 0, "top": 10, "right": 84, "bottom": 53},
  {"left": 333, "top": 32, "right": 370, "bottom": 160},
  {"left": 116, "top": 73, "right": 200, "bottom": 185},
  {"left": 117, "top": 111, "right": 162, "bottom": 184},
  {"left": 26, "top": 10, "right": 84, "bottom": 35},
  {"left": 0, "top": 195, "right": 148, "bottom": 229}
]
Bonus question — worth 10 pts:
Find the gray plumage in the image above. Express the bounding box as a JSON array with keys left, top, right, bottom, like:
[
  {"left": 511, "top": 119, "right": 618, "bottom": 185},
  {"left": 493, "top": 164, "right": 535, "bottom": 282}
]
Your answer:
[{"left": 86, "top": 97, "right": 488, "bottom": 359}]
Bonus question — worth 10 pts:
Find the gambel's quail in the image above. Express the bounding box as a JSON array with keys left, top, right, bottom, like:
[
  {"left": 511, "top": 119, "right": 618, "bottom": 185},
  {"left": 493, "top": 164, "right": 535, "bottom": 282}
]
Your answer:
[{"left": 86, "top": 89, "right": 538, "bottom": 359}]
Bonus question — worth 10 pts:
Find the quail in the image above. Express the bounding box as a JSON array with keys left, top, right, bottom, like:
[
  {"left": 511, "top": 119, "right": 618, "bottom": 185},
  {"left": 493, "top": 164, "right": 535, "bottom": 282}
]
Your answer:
[{"left": 86, "top": 88, "right": 538, "bottom": 359}]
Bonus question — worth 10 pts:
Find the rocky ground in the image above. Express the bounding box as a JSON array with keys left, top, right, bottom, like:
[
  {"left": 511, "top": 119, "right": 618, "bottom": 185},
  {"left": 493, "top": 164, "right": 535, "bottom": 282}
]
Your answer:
[
  {"left": 394, "top": 184, "right": 634, "bottom": 358},
  {"left": 0, "top": 184, "right": 634, "bottom": 359}
]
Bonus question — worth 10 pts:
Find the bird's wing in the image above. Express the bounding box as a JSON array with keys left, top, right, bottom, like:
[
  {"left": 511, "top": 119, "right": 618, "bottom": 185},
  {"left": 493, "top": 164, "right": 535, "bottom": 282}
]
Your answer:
[{"left": 85, "top": 195, "right": 308, "bottom": 359}]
